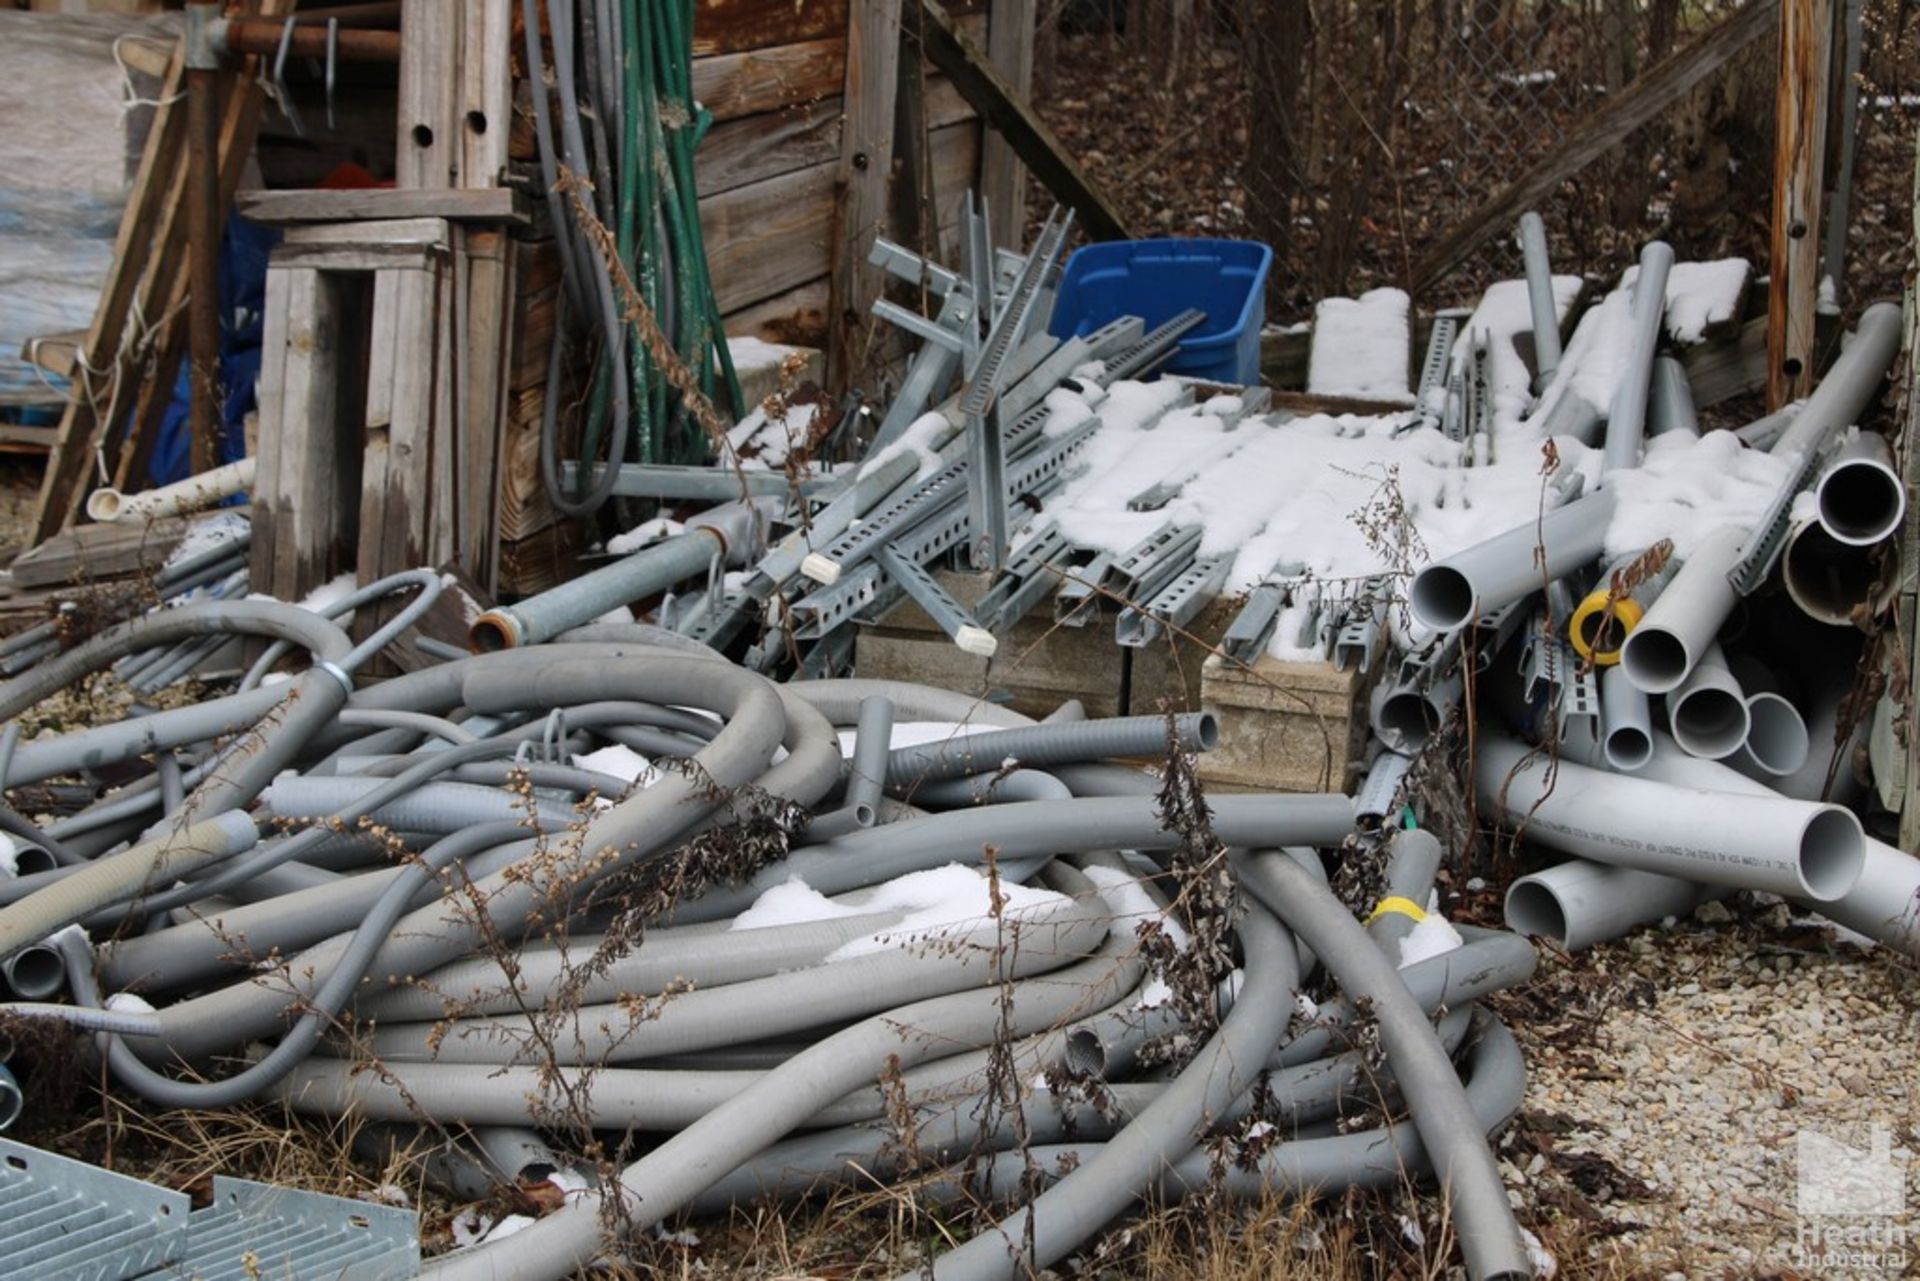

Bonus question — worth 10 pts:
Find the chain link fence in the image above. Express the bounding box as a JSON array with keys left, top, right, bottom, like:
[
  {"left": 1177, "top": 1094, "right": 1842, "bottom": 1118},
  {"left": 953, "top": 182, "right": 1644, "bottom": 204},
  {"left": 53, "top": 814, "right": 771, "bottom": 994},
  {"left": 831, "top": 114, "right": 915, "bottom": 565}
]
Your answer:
[{"left": 1031, "top": 0, "right": 1916, "bottom": 323}]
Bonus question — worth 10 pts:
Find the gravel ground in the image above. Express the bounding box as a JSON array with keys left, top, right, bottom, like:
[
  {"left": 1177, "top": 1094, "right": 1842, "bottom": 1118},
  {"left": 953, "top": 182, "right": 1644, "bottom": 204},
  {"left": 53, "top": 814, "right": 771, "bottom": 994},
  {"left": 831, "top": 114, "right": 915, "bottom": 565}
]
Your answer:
[{"left": 1487, "top": 894, "right": 1920, "bottom": 1279}]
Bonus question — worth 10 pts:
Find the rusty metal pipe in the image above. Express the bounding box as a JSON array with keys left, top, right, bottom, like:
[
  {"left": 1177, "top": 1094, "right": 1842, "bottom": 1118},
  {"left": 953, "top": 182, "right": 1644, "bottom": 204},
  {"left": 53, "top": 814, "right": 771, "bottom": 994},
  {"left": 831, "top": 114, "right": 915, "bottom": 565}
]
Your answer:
[{"left": 214, "top": 17, "right": 403, "bottom": 61}]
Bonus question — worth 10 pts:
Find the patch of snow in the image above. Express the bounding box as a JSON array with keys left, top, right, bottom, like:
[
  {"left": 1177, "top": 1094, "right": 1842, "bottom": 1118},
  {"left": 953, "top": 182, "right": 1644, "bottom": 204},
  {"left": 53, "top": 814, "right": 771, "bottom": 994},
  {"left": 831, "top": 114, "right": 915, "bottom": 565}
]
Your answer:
[
  {"left": 860, "top": 410, "right": 950, "bottom": 482},
  {"left": 1398, "top": 893, "right": 1464, "bottom": 968},
  {"left": 1307, "top": 287, "right": 1415, "bottom": 403},
  {"left": 1621, "top": 257, "right": 1749, "bottom": 345},
  {"left": 1520, "top": 1226, "right": 1558, "bottom": 1278},
  {"left": 575, "top": 744, "right": 655, "bottom": 787},
  {"left": 606, "top": 517, "right": 685, "bottom": 556},
  {"left": 823, "top": 864, "right": 1070, "bottom": 960},
  {"left": 727, "top": 334, "right": 811, "bottom": 377},
  {"left": 1602, "top": 428, "right": 1788, "bottom": 561},
  {"left": 1082, "top": 862, "right": 1191, "bottom": 949},
  {"left": 104, "top": 991, "right": 156, "bottom": 1014},
  {"left": 833, "top": 719, "right": 994, "bottom": 759},
  {"left": 163, "top": 510, "right": 249, "bottom": 569}
]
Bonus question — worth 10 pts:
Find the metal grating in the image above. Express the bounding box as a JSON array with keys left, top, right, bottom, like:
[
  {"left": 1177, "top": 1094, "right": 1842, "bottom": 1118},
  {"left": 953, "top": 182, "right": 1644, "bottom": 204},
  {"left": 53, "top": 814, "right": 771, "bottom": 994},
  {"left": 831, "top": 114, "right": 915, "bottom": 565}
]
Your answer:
[
  {"left": 0, "top": 1138, "right": 191, "bottom": 1281},
  {"left": 156, "top": 1175, "right": 417, "bottom": 1281}
]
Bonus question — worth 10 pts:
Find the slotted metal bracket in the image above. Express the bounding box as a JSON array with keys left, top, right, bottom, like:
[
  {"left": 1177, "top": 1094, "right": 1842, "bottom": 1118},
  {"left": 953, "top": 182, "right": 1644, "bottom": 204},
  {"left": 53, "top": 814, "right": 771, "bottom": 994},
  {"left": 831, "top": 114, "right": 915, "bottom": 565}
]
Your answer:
[
  {"left": 1729, "top": 439, "right": 1838, "bottom": 595},
  {"left": 1116, "top": 553, "right": 1230, "bottom": 648},
  {"left": 876, "top": 546, "right": 996, "bottom": 656},
  {"left": 167, "top": 1176, "right": 417, "bottom": 1281},
  {"left": 0, "top": 1138, "right": 190, "bottom": 1281}
]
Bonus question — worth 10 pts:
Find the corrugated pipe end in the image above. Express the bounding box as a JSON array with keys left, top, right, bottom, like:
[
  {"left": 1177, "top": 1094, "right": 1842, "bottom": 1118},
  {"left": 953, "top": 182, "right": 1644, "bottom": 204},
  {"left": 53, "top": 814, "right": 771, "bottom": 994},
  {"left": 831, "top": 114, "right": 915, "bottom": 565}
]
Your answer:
[
  {"left": 1503, "top": 878, "right": 1569, "bottom": 948},
  {"left": 84, "top": 488, "right": 125, "bottom": 523},
  {"left": 0, "top": 1062, "right": 19, "bottom": 1131},
  {"left": 1408, "top": 566, "right": 1474, "bottom": 633},
  {"left": 469, "top": 610, "right": 525, "bottom": 653},
  {"left": 1192, "top": 712, "right": 1221, "bottom": 752},
  {"left": 1569, "top": 590, "right": 1643, "bottom": 666},
  {"left": 1801, "top": 808, "right": 1866, "bottom": 903}
]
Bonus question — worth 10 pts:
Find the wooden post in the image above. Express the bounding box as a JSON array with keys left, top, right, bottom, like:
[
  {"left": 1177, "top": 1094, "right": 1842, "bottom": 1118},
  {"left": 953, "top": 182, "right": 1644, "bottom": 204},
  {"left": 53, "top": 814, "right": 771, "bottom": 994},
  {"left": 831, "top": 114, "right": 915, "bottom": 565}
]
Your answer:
[
  {"left": 982, "top": 0, "right": 1035, "bottom": 245},
  {"left": 828, "top": 0, "right": 905, "bottom": 392},
  {"left": 1767, "top": 0, "right": 1832, "bottom": 409}
]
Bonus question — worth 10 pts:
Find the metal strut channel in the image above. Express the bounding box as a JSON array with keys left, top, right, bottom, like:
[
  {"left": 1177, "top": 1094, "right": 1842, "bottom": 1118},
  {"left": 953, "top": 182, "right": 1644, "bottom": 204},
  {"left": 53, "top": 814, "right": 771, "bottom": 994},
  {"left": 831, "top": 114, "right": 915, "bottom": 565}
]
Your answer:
[
  {"left": 974, "top": 525, "right": 1072, "bottom": 634},
  {"left": 1219, "top": 580, "right": 1288, "bottom": 665},
  {"left": 877, "top": 545, "right": 999, "bottom": 656},
  {"left": 960, "top": 206, "right": 1073, "bottom": 573},
  {"left": 1054, "top": 550, "right": 1117, "bottom": 626},
  {"left": 1102, "top": 307, "right": 1207, "bottom": 382},
  {"left": 1108, "top": 523, "right": 1204, "bottom": 606},
  {"left": 1116, "top": 552, "right": 1232, "bottom": 647},
  {"left": 1728, "top": 438, "right": 1840, "bottom": 596}
]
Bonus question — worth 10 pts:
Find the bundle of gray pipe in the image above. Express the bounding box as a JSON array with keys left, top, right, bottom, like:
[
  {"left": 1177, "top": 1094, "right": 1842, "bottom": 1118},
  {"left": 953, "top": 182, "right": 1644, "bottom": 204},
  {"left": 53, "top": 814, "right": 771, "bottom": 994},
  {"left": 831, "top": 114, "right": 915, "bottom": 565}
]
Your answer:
[{"left": 0, "top": 603, "right": 1537, "bottom": 1281}]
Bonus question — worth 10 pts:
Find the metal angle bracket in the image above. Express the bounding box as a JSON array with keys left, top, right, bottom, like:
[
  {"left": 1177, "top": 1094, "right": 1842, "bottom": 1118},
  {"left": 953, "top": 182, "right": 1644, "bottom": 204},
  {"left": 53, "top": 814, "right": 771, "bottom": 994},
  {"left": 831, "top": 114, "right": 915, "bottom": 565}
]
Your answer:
[
  {"left": 868, "top": 235, "right": 961, "bottom": 297},
  {"left": 1116, "top": 553, "right": 1231, "bottom": 648},
  {"left": 876, "top": 545, "right": 997, "bottom": 656},
  {"left": 1728, "top": 439, "right": 1838, "bottom": 596}
]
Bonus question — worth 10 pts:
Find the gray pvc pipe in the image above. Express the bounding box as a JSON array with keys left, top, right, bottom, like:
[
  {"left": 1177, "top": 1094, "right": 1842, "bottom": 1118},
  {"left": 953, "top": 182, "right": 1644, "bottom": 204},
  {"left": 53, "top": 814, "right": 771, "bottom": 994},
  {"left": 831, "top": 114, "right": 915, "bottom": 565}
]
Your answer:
[
  {"left": 1640, "top": 738, "right": 1920, "bottom": 957},
  {"left": 1619, "top": 525, "right": 1745, "bottom": 694},
  {"left": 1742, "top": 690, "right": 1811, "bottom": 778},
  {"left": 1647, "top": 356, "right": 1700, "bottom": 439},
  {"left": 350, "top": 901, "right": 1109, "bottom": 1067},
  {"left": 907, "top": 900, "right": 1300, "bottom": 1281},
  {"left": 1408, "top": 490, "right": 1617, "bottom": 632},
  {"left": 1816, "top": 430, "right": 1905, "bottom": 546},
  {"left": 1601, "top": 665, "right": 1653, "bottom": 771},
  {"left": 1668, "top": 644, "right": 1749, "bottom": 760},
  {"left": 1367, "top": 828, "right": 1443, "bottom": 955},
  {"left": 357, "top": 911, "right": 912, "bottom": 1022},
  {"left": 885, "top": 713, "right": 1217, "bottom": 789},
  {"left": 1782, "top": 516, "right": 1896, "bottom": 626},
  {"left": 1476, "top": 732, "right": 1861, "bottom": 900},
  {"left": 912, "top": 769, "right": 1074, "bottom": 807},
  {"left": 1504, "top": 858, "right": 1727, "bottom": 951},
  {"left": 471, "top": 529, "right": 726, "bottom": 650},
  {"left": 665, "top": 793, "right": 1356, "bottom": 926},
  {"left": 1769, "top": 301, "right": 1902, "bottom": 464},
  {"left": 261, "top": 776, "right": 579, "bottom": 833},
  {"left": 1236, "top": 852, "right": 1531, "bottom": 1281},
  {"left": 2, "top": 941, "right": 66, "bottom": 1000},
  {"left": 417, "top": 931, "right": 1144, "bottom": 1281},
  {"left": 1602, "top": 241, "right": 1674, "bottom": 474},
  {"left": 1371, "top": 667, "right": 1461, "bottom": 754},
  {"left": 845, "top": 696, "right": 893, "bottom": 822},
  {"left": 1517, "top": 212, "right": 1562, "bottom": 389},
  {"left": 124, "top": 655, "right": 827, "bottom": 1063}
]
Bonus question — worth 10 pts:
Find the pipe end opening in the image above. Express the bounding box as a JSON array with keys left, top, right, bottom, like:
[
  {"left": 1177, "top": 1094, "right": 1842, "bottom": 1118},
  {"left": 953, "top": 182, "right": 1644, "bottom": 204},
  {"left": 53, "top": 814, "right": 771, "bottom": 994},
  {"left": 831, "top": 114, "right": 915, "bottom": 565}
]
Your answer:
[
  {"left": 1800, "top": 808, "right": 1865, "bottom": 903},
  {"left": 1743, "top": 693, "right": 1810, "bottom": 777},
  {"left": 1604, "top": 726, "right": 1653, "bottom": 772},
  {"left": 1672, "top": 688, "right": 1750, "bottom": 760},
  {"left": 469, "top": 613, "right": 517, "bottom": 653},
  {"left": 1063, "top": 1028, "right": 1107, "bottom": 1078},
  {"left": 1193, "top": 712, "right": 1220, "bottom": 752},
  {"left": 1620, "top": 628, "right": 1689, "bottom": 694},
  {"left": 1377, "top": 691, "right": 1440, "bottom": 753},
  {"left": 1818, "top": 463, "right": 1904, "bottom": 546},
  {"left": 1408, "top": 567, "right": 1475, "bottom": 633},
  {"left": 4, "top": 946, "right": 65, "bottom": 1001},
  {"left": 1503, "top": 880, "right": 1571, "bottom": 948}
]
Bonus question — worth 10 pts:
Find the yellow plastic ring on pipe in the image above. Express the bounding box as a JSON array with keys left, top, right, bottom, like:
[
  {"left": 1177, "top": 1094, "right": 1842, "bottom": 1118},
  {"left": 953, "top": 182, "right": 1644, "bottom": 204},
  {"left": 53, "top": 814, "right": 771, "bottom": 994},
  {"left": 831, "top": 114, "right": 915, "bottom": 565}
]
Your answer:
[
  {"left": 1568, "top": 588, "right": 1645, "bottom": 666},
  {"left": 1366, "top": 895, "right": 1428, "bottom": 925}
]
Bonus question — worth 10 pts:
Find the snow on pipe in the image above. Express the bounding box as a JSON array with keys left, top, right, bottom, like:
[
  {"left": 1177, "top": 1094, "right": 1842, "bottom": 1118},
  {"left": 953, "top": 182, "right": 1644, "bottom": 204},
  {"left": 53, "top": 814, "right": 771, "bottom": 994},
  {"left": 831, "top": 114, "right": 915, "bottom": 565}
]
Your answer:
[
  {"left": 1517, "top": 212, "right": 1562, "bottom": 389},
  {"left": 1408, "top": 489, "right": 1617, "bottom": 633},
  {"left": 85, "top": 457, "right": 256, "bottom": 524},
  {"left": 1504, "top": 858, "right": 1728, "bottom": 951},
  {"left": 1601, "top": 240, "right": 1674, "bottom": 475},
  {"left": 1618, "top": 524, "right": 1745, "bottom": 694},
  {"left": 1781, "top": 516, "right": 1898, "bottom": 626},
  {"left": 1600, "top": 666, "right": 1653, "bottom": 771},
  {"left": 1475, "top": 733, "right": 1862, "bottom": 900},
  {"left": 471, "top": 526, "right": 728, "bottom": 650},
  {"left": 1646, "top": 356, "right": 1699, "bottom": 439},
  {"left": 1816, "top": 430, "right": 1905, "bottom": 547},
  {"left": 1668, "top": 644, "right": 1749, "bottom": 760}
]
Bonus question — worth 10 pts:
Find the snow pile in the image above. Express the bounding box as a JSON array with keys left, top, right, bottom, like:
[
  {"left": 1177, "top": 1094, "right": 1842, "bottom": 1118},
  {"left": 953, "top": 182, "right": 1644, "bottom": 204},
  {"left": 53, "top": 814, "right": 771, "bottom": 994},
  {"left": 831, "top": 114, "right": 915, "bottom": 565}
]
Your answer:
[
  {"left": 1397, "top": 891, "right": 1464, "bottom": 968},
  {"left": 606, "top": 516, "right": 684, "bottom": 555},
  {"left": 163, "top": 510, "right": 249, "bottom": 569},
  {"left": 575, "top": 743, "right": 655, "bottom": 787},
  {"left": 1308, "top": 287, "right": 1415, "bottom": 403},
  {"left": 724, "top": 398, "right": 822, "bottom": 469},
  {"left": 859, "top": 410, "right": 950, "bottom": 482},
  {"left": 833, "top": 718, "right": 994, "bottom": 759},
  {"left": 1621, "top": 257, "right": 1749, "bottom": 345},
  {"left": 727, "top": 865, "right": 1070, "bottom": 961},
  {"left": 1601, "top": 427, "right": 1789, "bottom": 560}
]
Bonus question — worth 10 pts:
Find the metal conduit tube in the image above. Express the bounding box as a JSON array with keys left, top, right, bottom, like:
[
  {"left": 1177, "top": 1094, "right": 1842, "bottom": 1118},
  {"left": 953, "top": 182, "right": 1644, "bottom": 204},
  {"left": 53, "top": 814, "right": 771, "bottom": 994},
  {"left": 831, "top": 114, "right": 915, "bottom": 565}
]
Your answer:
[
  {"left": 240, "top": 568, "right": 447, "bottom": 690},
  {"left": 1618, "top": 525, "right": 1746, "bottom": 693},
  {"left": 349, "top": 900, "right": 1110, "bottom": 1067},
  {"left": 1475, "top": 733, "right": 1862, "bottom": 899},
  {"left": 914, "top": 899, "right": 1300, "bottom": 1281},
  {"left": 844, "top": 696, "right": 893, "bottom": 825},
  {"left": 1517, "top": 212, "right": 1562, "bottom": 389},
  {"left": 470, "top": 528, "right": 726, "bottom": 650},
  {"left": 1602, "top": 241, "right": 1674, "bottom": 474},
  {"left": 1236, "top": 852, "right": 1532, "bottom": 1280},
  {"left": 122, "top": 656, "right": 828, "bottom": 1062},
  {"left": 418, "top": 929, "right": 1146, "bottom": 1281},
  {"left": 663, "top": 793, "right": 1357, "bottom": 926},
  {"left": 1408, "top": 490, "right": 1617, "bottom": 632},
  {"left": 883, "top": 713, "right": 1217, "bottom": 789},
  {"left": 1815, "top": 430, "right": 1905, "bottom": 546},
  {"left": 1504, "top": 859, "right": 1729, "bottom": 951}
]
